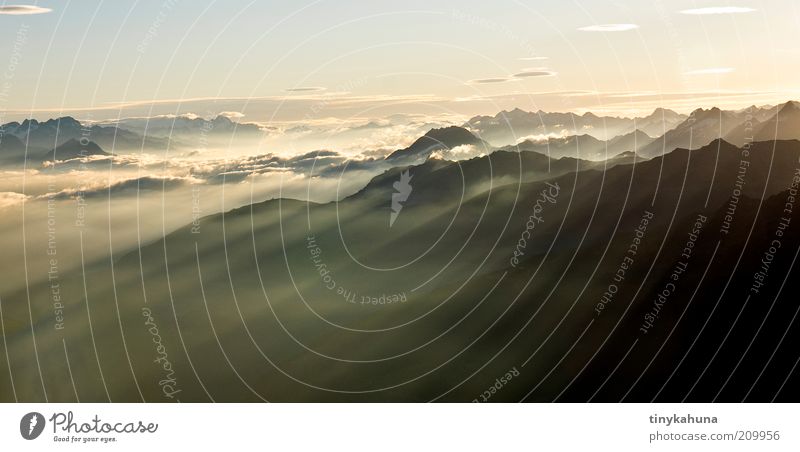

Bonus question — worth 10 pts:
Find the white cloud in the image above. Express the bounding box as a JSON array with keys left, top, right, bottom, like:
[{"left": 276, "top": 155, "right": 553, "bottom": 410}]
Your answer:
[
  {"left": 578, "top": 24, "right": 639, "bottom": 32},
  {"left": 515, "top": 131, "right": 570, "bottom": 143},
  {"left": 680, "top": 7, "right": 756, "bottom": 15},
  {"left": 429, "top": 144, "right": 486, "bottom": 161},
  {"left": 685, "top": 67, "right": 735, "bottom": 75},
  {"left": 518, "top": 56, "right": 549, "bottom": 61},
  {"left": 0, "top": 5, "right": 52, "bottom": 15},
  {"left": 218, "top": 111, "right": 245, "bottom": 119},
  {"left": 0, "top": 192, "right": 29, "bottom": 208}
]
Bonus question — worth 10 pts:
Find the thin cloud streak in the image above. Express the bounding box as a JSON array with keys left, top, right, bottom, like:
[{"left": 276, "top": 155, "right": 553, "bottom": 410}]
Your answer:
[
  {"left": 0, "top": 5, "right": 52, "bottom": 15},
  {"left": 469, "top": 78, "right": 511, "bottom": 84},
  {"left": 513, "top": 71, "right": 557, "bottom": 78},
  {"left": 285, "top": 87, "right": 326, "bottom": 92}
]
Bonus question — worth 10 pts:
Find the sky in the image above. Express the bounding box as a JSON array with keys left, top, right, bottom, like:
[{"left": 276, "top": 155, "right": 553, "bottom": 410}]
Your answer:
[{"left": 1, "top": 0, "right": 799, "bottom": 125}]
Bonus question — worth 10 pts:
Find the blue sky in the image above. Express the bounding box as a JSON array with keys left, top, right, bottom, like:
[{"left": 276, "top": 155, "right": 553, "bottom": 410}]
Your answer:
[{"left": 1, "top": 0, "right": 798, "bottom": 122}]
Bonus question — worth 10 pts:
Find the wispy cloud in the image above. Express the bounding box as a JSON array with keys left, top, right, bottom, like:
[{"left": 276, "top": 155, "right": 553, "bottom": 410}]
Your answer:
[
  {"left": 685, "top": 67, "right": 735, "bottom": 75},
  {"left": 285, "top": 87, "right": 326, "bottom": 92},
  {"left": 680, "top": 7, "right": 756, "bottom": 15},
  {"left": 429, "top": 144, "right": 486, "bottom": 161},
  {"left": 578, "top": 24, "right": 639, "bottom": 32},
  {"left": 518, "top": 56, "right": 549, "bottom": 61},
  {"left": 513, "top": 70, "right": 557, "bottom": 78},
  {"left": 0, "top": 5, "right": 52, "bottom": 15},
  {"left": 469, "top": 78, "right": 510, "bottom": 84},
  {"left": 0, "top": 192, "right": 29, "bottom": 208},
  {"left": 218, "top": 111, "right": 245, "bottom": 119},
  {"left": 470, "top": 69, "right": 556, "bottom": 84},
  {"left": 43, "top": 176, "right": 197, "bottom": 200}
]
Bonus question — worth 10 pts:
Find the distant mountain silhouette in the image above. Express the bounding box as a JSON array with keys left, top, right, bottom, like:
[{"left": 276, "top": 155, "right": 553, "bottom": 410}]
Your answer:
[
  {"left": 106, "top": 114, "right": 264, "bottom": 141},
  {"left": 2, "top": 117, "right": 83, "bottom": 149},
  {"left": 0, "top": 133, "right": 45, "bottom": 163},
  {"left": 464, "top": 107, "right": 686, "bottom": 146},
  {"left": 1, "top": 116, "right": 171, "bottom": 151},
  {"left": 462, "top": 103, "right": 798, "bottom": 159},
  {"left": 513, "top": 129, "right": 653, "bottom": 160},
  {"left": 725, "top": 101, "right": 800, "bottom": 146},
  {"left": 638, "top": 107, "right": 744, "bottom": 158},
  {"left": 633, "top": 107, "right": 688, "bottom": 137},
  {"left": 607, "top": 129, "right": 654, "bottom": 153},
  {"left": 38, "top": 138, "right": 111, "bottom": 162}
]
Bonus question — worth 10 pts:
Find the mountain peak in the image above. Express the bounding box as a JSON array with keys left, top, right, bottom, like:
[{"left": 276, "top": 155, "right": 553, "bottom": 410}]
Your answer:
[
  {"left": 19, "top": 118, "right": 39, "bottom": 128},
  {"left": 778, "top": 100, "right": 800, "bottom": 115},
  {"left": 422, "top": 126, "right": 480, "bottom": 144},
  {"left": 498, "top": 107, "right": 532, "bottom": 119},
  {"left": 689, "top": 106, "right": 723, "bottom": 118},
  {"left": 648, "top": 107, "right": 680, "bottom": 117},
  {"left": 626, "top": 129, "right": 653, "bottom": 139},
  {"left": 42, "top": 116, "right": 82, "bottom": 129},
  {"left": 211, "top": 115, "right": 234, "bottom": 124},
  {"left": 386, "top": 126, "right": 483, "bottom": 162},
  {"left": 47, "top": 138, "right": 109, "bottom": 160},
  {"left": 702, "top": 138, "right": 738, "bottom": 152}
]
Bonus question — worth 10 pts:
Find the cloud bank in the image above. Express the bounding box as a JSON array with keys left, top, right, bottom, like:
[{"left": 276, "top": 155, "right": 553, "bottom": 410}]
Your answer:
[
  {"left": 44, "top": 176, "right": 197, "bottom": 200},
  {"left": 0, "top": 192, "right": 29, "bottom": 208}
]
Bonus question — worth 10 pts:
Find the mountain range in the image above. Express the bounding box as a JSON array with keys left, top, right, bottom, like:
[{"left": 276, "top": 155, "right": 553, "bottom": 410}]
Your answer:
[
  {"left": 464, "top": 107, "right": 687, "bottom": 145},
  {"left": 0, "top": 116, "right": 170, "bottom": 151},
  {"left": 99, "top": 114, "right": 265, "bottom": 142},
  {"left": 4, "top": 128, "right": 799, "bottom": 401},
  {"left": 724, "top": 101, "right": 800, "bottom": 146},
  {"left": 0, "top": 132, "right": 110, "bottom": 165},
  {"left": 4, "top": 102, "right": 800, "bottom": 167},
  {"left": 463, "top": 102, "right": 800, "bottom": 160},
  {"left": 0, "top": 114, "right": 265, "bottom": 156},
  {"left": 512, "top": 129, "right": 654, "bottom": 160}
]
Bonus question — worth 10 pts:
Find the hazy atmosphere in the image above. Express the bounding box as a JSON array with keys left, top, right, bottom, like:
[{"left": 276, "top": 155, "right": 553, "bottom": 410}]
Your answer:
[{"left": 1, "top": 0, "right": 800, "bottom": 405}]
